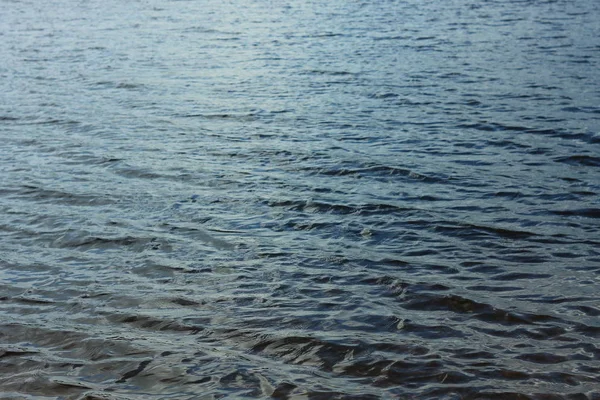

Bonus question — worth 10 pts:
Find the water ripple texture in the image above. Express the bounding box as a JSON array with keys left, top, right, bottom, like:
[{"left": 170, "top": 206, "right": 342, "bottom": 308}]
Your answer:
[{"left": 1, "top": 0, "right": 599, "bottom": 399}]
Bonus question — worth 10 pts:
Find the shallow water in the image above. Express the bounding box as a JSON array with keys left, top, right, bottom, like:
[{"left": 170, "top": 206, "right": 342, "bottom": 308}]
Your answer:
[{"left": 1, "top": 0, "right": 600, "bottom": 399}]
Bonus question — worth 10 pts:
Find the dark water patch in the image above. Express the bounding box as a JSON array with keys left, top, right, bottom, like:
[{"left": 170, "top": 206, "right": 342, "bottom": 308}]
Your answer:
[
  {"left": 14, "top": 118, "right": 80, "bottom": 126},
  {"left": 456, "top": 122, "right": 528, "bottom": 133},
  {"left": 179, "top": 112, "right": 260, "bottom": 121},
  {"left": 568, "top": 305, "right": 600, "bottom": 317},
  {"left": 115, "top": 359, "right": 152, "bottom": 383},
  {"left": 518, "top": 296, "right": 597, "bottom": 306},
  {"left": 401, "top": 292, "right": 569, "bottom": 328},
  {"left": 516, "top": 353, "right": 569, "bottom": 364},
  {"left": 572, "top": 323, "right": 600, "bottom": 339},
  {"left": 13, "top": 295, "right": 56, "bottom": 305},
  {"left": 11, "top": 184, "right": 114, "bottom": 206},
  {"left": 433, "top": 222, "right": 536, "bottom": 240},
  {"left": 489, "top": 190, "right": 526, "bottom": 199},
  {"left": 368, "top": 92, "right": 400, "bottom": 99},
  {"left": 555, "top": 155, "right": 600, "bottom": 167},
  {"left": 161, "top": 223, "right": 236, "bottom": 250},
  {"left": 50, "top": 232, "right": 167, "bottom": 253},
  {"left": 485, "top": 140, "right": 531, "bottom": 150},
  {"left": 531, "top": 129, "right": 600, "bottom": 144},
  {"left": 104, "top": 312, "right": 204, "bottom": 334},
  {"left": 0, "top": 348, "right": 40, "bottom": 359},
  {"left": 551, "top": 208, "right": 600, "bottom": 219},
  {"left": 302, "top": 69, "right": 358, "bottom": 77},
  {"left": 402, "top": 293, "right": 498, "bottom": 315},
  {"left": 110, "top": 164, "right": 169, "bottom": 180},
  {"left": 248, "top": 334, "right": 358, "bottom": 370},
  {"left": 266, "top": 198, "right": 419, "bottom": 217},
  {"left": 171, "top": 297, "right": 204, "bottom": 307},
  {"left": 92, "top": 80, "right": 145, "bottom": 90},
  {"left": 300, "top": 162, "right": 448, "bottom": 184}
]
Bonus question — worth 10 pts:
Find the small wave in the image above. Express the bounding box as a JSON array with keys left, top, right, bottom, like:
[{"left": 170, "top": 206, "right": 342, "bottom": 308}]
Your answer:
[
  {"left": 51, "top": 232, "right": 164, "bottom": 252},
  {"left": 180, "top": 112, "right": 258, "bottom": 121},
  {"left": 92, "top": 80, "right": 145, "bottom": 90},
  {"left": 301, "top": 162, "right": 447, "bottom": 183},
  {"left": 554, "top": 155, "right": 600, "bottom": 167},
  {"left": 266, "top": 198, "right": 417, "bottom": 217},
  {"left": 302, "top": 69, "right": 359, "bottom": 76},
  {"left": 13, "top": 185, "right": 114, "bottom": 206},
  {"left": 433, "top": 222, "right": 536, "bottom": 240},
  {"left": 551, "top": 208, "right": 600, "bottom": 219},
  {"left": 104, "top": 311, "right": 204, "bottom": 334},
  {"left": 14, "top": 118, "right": 80, "bottom": 126},
  {"left": 368, "top": 92, "right": 400, "bottom": 99},
  {"left": 456, "top": 122, "right": 527, "bottom": 132},
  {"left": 110, "top": 164, "right": 166, "bottom": 180}
]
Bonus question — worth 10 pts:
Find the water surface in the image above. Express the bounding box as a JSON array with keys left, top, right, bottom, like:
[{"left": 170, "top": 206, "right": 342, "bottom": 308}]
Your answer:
[{"left": 1, "top": 0, "right": 600, "bottom": 398}]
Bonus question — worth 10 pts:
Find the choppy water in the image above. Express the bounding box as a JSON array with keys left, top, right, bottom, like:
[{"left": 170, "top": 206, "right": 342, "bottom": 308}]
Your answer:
[{"left": 1, "top": 0, "right": 600, "bottom": 398}]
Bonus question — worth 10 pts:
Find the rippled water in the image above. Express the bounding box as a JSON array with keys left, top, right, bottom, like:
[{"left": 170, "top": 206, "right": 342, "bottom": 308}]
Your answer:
[{"left": 1, "top": 0, "right": 600, "bottom": 398}]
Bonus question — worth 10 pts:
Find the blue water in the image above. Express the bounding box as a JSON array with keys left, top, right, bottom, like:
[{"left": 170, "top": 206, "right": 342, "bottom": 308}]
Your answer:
[{"left": 1, "top": 0, "right": 599, "bottom": 398}]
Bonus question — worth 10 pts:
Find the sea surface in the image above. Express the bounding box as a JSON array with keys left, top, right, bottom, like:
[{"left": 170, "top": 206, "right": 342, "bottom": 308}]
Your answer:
[{"left": 1, "top": 0, "right": 600, "bottom": 399}]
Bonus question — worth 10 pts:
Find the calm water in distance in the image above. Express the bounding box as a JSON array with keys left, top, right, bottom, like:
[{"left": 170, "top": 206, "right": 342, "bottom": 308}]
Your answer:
[{"left": 1, "top": 0, "right": 600, "bottom": 398}]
